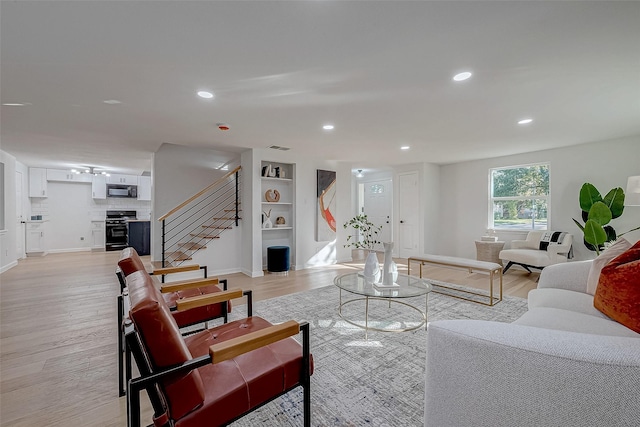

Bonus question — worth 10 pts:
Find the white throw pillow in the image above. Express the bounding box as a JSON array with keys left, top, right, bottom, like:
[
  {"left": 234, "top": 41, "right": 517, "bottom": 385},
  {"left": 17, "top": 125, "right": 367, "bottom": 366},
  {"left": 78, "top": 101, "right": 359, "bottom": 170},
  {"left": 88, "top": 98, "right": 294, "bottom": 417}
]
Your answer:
[{"left": 586, "top": 238, "right": 632, "bottom": 295}]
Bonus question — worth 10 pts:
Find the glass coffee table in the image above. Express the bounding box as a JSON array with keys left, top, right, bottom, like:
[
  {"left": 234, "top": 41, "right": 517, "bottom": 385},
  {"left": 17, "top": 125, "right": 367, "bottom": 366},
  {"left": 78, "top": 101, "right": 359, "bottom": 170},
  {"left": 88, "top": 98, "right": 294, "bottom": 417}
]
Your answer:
[{"left": 334, "top": 272, "right": 432, "bottom": 338}]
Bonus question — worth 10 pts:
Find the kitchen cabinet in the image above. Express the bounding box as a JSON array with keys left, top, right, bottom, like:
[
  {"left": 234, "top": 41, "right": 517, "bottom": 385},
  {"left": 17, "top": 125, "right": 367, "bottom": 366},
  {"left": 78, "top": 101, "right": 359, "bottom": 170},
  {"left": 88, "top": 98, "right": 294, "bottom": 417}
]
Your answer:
[
  {"left": 260, "top": 161, "right": 295, "bottom": 270},
  {"left": 137, "top": 176, "right": 151, "bottom": 201},
  {"left": 127, "top": 221, "right": 150, "bottom": 255},
  {"left": 107, "top": 174, "right": 138, "bottom": 185},
  {"left": 26, "top": 221, "right": 46, "bottom": 255},
  {"left": 29, "top": 168, "right": 48, "bottom": 197},
  {"left": 46, "top": 169, "right": 92, "bottom": 183},
  {"left": 92, "top": 174, "right": 107, "bottom": 199},
  {"left": 91, "top": 221, "right": 105, "bottom": 250}
]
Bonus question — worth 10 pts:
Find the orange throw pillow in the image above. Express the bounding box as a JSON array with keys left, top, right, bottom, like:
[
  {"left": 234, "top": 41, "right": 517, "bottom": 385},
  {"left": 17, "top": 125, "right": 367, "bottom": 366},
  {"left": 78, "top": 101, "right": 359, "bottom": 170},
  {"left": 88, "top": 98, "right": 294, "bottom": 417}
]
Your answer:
[{"left": 593, "top": 240, "right": 640, "bottom": 333}]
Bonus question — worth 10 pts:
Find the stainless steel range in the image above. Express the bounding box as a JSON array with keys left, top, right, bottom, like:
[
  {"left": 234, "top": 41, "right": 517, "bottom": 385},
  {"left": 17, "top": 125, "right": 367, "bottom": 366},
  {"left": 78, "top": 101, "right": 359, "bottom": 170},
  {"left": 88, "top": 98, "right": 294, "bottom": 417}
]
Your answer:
[{"left": 105, "top": 210, "right": 137, "bottom": 251}]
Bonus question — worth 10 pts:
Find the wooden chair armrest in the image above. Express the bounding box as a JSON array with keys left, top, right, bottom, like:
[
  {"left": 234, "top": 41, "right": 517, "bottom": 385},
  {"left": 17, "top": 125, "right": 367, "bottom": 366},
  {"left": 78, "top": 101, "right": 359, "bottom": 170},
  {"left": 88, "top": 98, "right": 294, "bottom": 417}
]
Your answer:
[
  {"left": 209, "top": 320, "right": 300, "bottom": 364},
  {"left": 160, "top": 277, "right": 219, "bottom": 293},
  {"left": 175, "top": 289, "right": 243, "bottom": 311},
  {"left": 151, "top": 264, "right": 201, "bottom": 276}
]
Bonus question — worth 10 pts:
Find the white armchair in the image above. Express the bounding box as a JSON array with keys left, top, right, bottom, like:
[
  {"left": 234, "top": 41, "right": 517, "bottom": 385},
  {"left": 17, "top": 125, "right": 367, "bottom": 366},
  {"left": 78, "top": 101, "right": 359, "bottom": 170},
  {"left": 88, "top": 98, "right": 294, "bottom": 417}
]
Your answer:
[{"left": 499, "top": 231, "right": 573, "bottom": 274}]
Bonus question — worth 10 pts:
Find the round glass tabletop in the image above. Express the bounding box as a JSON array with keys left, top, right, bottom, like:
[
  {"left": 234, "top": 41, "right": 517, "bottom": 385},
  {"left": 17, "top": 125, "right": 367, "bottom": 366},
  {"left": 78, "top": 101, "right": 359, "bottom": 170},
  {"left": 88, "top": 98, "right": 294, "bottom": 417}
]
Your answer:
[{"left": 334, "top": 272, "right": 431, "bottom": 298}]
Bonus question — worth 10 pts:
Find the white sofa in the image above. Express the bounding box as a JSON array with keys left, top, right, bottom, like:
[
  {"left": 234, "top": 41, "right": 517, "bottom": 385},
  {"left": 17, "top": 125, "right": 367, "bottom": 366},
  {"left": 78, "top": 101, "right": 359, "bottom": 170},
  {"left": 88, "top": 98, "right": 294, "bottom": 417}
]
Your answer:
[
  {"left": 499, "top": 230, "right": 573, "bottom": 273},
  {"left": 424, "top": 260, "right": 640, "bottom": 427}
]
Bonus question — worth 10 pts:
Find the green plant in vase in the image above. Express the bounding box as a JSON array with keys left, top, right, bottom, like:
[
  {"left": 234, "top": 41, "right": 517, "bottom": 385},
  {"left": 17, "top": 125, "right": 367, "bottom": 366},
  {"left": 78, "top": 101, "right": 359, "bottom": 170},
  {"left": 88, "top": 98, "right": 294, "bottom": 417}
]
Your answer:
[
  {"left": 343, "top": 214, "right": 382, "bottom": 251},
  {"left": 344, "top": 214, "right": 383, "bottom": 282},
  {"left": 572, "top": 183, "right": 639, "bottom": 255}
]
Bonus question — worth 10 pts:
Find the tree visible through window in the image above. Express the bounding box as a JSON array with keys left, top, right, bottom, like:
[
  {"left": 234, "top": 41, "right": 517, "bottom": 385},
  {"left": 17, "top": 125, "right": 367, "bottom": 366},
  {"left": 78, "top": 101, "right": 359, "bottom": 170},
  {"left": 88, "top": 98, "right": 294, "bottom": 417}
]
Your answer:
[{"left": 490, "top": 163, "right": 549, "bottom": 230}]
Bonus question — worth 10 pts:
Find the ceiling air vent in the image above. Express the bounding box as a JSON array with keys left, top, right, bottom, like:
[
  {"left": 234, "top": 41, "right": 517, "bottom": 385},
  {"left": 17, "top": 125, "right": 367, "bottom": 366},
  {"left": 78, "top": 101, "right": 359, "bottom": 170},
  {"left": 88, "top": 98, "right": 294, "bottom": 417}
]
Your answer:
[{"left": 268, "top": 145, "right": 290, "bottom": 151}]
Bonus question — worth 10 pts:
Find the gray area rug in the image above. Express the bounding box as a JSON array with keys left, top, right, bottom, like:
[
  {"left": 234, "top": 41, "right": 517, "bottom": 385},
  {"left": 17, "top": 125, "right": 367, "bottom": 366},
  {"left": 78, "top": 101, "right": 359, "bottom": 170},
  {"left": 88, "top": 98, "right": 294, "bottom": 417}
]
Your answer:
[{"left": 229, "top": 281, "right": 528, "bottom": 427}]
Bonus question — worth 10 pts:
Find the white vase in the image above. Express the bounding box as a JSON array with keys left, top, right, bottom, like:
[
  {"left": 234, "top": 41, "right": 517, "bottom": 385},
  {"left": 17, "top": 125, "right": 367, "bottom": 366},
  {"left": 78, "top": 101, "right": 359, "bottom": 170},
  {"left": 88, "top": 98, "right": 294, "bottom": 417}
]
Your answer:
[
  {"left": 363, "top": 251, "right": 380, "bottom": 284},
  {"left": 382, "top": 242, "right": 396, "bottom": 285}
]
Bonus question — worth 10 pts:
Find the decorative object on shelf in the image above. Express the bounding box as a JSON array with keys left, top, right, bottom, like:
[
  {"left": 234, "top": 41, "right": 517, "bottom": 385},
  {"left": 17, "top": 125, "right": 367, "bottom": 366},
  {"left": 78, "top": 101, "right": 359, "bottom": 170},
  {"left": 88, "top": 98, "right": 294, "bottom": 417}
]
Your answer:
[
  {"left": 262, "top": 209, "right": 273, "bottom": 229},
  {"left": 276, "top": 216, "right": 286, "bottom": 225},
  {"left": 273, "top": 166, "right": 281, "bottom": 178},
  {"left": 269, "top": 166, "right": 277, "bottom": 177},
  {"left": 265, "top": 189, "right": 281, "bottom": 202},
  {"left": 381, "top": 242, "right": 398, "bottom": 286},
  {"left": 316, "top": 169, "right": 337, "bottom": 241},
  {"left": 572, "top": 182, "right": 640, "bottom": 255},
  {"left": 280, "top": 169, "right": 286, "bottom": 179},
  {"left": 261, "top": 164, "right": 271, "bottom": 177}
]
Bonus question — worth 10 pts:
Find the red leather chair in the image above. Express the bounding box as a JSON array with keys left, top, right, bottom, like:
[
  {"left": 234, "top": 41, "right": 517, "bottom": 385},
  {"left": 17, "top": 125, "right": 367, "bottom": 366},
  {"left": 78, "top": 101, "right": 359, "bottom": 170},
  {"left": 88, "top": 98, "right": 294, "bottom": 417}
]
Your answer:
[
  {"left": 117, "top": 247, "right": 232, "bottom": 397},
  {"left": 123, "top": 268, "right": 312, "bottom": 427}
]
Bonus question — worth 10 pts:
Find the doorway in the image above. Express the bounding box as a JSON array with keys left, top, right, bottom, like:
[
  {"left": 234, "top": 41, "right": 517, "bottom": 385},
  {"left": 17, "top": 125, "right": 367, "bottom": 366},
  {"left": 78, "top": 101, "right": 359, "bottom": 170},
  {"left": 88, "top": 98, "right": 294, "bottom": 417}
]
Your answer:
[
  {"left": 398, "top": 171, "right": 420, "bottom": 258},
  {"left": 359, "top": 178, "right": 392, "bottom": 251}
]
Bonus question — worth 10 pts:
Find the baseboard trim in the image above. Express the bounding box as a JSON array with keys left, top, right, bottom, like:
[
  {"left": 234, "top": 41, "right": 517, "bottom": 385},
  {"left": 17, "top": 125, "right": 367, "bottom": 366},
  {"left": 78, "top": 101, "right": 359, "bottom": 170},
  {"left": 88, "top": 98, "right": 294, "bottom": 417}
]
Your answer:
[
  {"left": 0, "top": 260, "right": 18, "bottom": 274},
  {"left": 47, "top": 247, "right": 92, "bottom": 254}
]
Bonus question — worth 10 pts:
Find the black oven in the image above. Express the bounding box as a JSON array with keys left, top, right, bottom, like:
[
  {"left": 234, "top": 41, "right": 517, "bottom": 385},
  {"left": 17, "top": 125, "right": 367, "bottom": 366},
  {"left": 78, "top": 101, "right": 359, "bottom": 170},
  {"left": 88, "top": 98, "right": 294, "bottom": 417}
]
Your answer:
[{"left": 106, "top": 210, "right": 137, "bottom": 251}]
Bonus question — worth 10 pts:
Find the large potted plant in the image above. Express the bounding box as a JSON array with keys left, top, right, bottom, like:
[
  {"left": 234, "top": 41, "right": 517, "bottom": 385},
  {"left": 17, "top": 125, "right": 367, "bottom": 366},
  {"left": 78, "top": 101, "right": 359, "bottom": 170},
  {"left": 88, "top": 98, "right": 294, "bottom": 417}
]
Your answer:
[
  {"left": 344, "top": 214, "right": 382, "bottom": 281},
  {"left": 572, "top": 183, "right": 639, "bottom": 255}
]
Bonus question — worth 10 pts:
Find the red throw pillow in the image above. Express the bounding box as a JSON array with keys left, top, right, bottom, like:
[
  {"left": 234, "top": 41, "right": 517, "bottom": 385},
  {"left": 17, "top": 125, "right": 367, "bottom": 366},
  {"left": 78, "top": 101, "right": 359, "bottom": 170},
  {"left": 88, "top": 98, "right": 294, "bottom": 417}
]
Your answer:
[{"left": 593, "top": 240, "right": 640, "bottom": 333}]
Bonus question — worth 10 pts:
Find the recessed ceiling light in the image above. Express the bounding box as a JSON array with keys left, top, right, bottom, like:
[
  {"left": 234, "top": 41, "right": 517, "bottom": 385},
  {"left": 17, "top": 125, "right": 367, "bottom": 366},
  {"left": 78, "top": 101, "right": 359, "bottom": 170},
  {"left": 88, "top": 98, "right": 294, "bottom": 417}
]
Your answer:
[
  {"left": 401, "top": 146, "right": 410, "bottom": 150},
  {"left": 518, "top": 118, "right": 533, "bottom": 125},
  {"left": 103, "top": 99, "right": 121, "bottom": 104},
  {"left": 323, "top": 124, "right": 334, "bottom": 130},
  {"left": 197, "top": 91, "right": 214, "bottom": 99},
  {"left": 453, "top": 71, "right": 472, "bottom": 82},
  {"left": 2, "top": 103, "right": 26, "bottom": 106}
]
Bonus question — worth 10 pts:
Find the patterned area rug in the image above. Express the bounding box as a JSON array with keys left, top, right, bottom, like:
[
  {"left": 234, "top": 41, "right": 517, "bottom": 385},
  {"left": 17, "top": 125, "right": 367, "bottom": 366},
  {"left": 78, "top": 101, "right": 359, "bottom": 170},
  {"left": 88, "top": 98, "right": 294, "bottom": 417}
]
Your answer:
[{"left": 229, "top": 281, "right": 528, "bottom": 427}]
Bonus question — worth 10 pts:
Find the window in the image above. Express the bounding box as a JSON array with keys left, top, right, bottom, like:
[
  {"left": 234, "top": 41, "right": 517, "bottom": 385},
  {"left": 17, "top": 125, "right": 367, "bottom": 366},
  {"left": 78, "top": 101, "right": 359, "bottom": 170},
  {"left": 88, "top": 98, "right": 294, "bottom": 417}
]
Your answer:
[{"left": 490, "top": 163, "right": 549, "bottom": 230}]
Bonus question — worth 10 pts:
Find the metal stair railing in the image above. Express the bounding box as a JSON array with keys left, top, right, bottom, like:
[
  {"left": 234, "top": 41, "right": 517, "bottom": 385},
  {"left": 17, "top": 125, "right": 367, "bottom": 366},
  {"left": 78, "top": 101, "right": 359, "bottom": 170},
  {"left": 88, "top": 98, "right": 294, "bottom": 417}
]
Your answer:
[{"left": 158, "top": 166, "right": 241, "bottom": 267}]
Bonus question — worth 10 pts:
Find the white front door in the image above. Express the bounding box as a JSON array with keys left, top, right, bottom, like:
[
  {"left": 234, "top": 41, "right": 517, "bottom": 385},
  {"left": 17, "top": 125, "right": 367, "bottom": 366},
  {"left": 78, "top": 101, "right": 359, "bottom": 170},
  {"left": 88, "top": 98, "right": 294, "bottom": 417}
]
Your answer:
[
  {"left": 362, "top": 179, "right": 392, "bottom": 251},
  {"left": 398, "top": 171, "right": 420, "bottom": 258}
]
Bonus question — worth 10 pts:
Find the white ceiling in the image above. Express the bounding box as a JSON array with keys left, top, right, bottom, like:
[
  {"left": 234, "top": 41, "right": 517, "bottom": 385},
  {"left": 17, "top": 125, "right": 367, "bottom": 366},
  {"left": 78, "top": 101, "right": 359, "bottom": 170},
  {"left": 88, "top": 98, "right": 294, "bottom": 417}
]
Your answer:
[{"left": 2, "top": 1, "right": 639, "bottom": 175}]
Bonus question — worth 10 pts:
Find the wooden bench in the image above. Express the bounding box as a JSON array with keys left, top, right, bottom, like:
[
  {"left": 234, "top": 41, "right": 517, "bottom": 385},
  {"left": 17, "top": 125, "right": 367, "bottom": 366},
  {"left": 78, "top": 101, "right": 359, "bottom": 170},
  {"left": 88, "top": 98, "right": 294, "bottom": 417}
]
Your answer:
[{"left": 407, "top": 255, "right": 503, "bottom": 306}]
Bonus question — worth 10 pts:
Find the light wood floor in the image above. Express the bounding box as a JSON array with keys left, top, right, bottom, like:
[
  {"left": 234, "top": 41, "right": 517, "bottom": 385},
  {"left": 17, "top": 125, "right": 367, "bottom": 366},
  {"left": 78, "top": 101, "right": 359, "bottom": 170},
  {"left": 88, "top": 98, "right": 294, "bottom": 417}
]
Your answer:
[{"left": 0, "top": 251, "right": 538, "bottom": 426}]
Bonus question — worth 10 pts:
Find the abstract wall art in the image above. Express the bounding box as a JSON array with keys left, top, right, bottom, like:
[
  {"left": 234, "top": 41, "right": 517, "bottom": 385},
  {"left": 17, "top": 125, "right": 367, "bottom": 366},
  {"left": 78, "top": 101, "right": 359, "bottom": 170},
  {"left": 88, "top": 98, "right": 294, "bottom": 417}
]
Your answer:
[{"left": 316, "top": 169, "right": 336, "bottom": 241}]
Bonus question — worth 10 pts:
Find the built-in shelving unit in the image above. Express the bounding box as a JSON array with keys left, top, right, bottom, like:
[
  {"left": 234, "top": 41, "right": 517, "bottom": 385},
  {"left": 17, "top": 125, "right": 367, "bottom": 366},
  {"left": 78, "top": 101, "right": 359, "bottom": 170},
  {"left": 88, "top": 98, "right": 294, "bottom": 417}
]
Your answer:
[{"left": 260, "top": 161, "right": 295, "bottom": 270}]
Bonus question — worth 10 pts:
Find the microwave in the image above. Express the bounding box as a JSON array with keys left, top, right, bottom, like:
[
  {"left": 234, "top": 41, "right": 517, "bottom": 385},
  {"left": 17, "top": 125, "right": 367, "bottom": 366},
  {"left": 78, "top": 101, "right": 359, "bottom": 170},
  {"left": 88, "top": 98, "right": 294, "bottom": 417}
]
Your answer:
[{"left": 106, "top": 184, "right": 138, "bottom": 198}]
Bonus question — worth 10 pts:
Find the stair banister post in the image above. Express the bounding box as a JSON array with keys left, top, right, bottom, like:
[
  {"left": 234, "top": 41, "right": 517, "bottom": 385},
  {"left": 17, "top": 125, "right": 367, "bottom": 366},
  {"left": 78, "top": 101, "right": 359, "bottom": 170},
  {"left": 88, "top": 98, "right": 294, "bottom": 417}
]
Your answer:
[
  {"left": 235, "top": 170, "right": 240, "bottom": 226},
  {"left": 161, "top": 219, "right": 166, "bottom": 268}
]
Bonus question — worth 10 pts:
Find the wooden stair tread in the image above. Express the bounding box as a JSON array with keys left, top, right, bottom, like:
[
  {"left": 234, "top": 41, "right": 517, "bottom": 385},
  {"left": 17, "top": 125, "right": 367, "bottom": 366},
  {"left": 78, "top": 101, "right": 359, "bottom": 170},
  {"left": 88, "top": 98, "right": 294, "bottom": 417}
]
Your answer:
[
  {"left": 202, "top": 225, "right": 233, "bottom": 229},
  {"left": 211, "top": 217, "right": 241, "bottom": 220},
  {"left": 189, "top": 233, "right": 221, "bottom": 239},
  {"left": 167, "top": 251, "right": 193, "bottom": 261}
]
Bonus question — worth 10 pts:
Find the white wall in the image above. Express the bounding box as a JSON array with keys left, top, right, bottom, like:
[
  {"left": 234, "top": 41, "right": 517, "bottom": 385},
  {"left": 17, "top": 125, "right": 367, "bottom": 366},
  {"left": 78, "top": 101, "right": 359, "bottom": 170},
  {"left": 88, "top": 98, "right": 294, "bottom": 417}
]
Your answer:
[
  {"left": 0, "top": 150, "right": 18, "bottom": 272},
  {"left": 152, "top": 143, "right": 242, "bottom": 270},
  {"left": 438, "top": 136, "right": 640, "bottom": 261}
]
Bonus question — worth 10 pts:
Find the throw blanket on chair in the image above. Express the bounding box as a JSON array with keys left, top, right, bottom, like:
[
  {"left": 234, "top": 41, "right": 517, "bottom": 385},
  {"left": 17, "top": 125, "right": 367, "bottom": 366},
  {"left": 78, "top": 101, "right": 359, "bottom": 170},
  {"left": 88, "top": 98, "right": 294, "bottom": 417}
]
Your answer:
[{"left": 539, "top": 231, "right": 573, "bottom": 259}]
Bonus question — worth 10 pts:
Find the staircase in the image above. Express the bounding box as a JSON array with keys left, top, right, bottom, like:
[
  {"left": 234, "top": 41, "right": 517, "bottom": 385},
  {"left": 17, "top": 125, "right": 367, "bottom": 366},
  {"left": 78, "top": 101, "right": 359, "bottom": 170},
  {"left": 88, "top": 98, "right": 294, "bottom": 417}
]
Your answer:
[{"left": 159, "top": 166, "right": 241, "bottom": 267}]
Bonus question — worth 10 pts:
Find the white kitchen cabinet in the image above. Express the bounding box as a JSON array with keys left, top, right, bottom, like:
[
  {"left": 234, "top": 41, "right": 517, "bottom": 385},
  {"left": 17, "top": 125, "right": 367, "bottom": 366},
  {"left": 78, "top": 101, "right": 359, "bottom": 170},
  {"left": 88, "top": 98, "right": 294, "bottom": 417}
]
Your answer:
[
  {"left": 26, "top": 222, "right": 46, "bottom": 254},
  {"left": 46, "top": 169, "right": 92, "bottom": 183},
  {"left": 29, "top": 168, "right": 48, "bottom": 197},
  {"left": 92, "top": 174, "right": 107, "bottom": 199},
  {"left": 107, "top": 174, "right": 138, "bottom": 185},
  {"left": 137, "top": 176, "right": 151, "bottom": 201},
  {"left": 91, "top": 221, "right": 105, "bottom": 250}
]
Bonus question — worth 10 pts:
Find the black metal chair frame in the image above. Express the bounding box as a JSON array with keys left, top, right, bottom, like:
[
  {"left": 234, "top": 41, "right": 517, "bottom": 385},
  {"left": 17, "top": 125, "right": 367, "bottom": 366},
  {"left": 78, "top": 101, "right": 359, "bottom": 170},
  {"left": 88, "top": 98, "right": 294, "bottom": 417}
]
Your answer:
[
  {"left": 502, "top": 261, "right": 545, "bottom": 274},
  {"left": 125, "top": 290, "right": 311, "bottom": 427}
]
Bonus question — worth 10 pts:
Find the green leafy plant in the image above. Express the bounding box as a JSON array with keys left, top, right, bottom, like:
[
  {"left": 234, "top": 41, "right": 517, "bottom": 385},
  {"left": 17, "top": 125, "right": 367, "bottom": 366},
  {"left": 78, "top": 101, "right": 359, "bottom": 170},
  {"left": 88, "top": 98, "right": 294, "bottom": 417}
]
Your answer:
[
  {"left": 572, "top": 183, "right": 639, "bottom": 255},
  {"left": 343, "top": 214, "right": 382, "bottom": 251}
]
